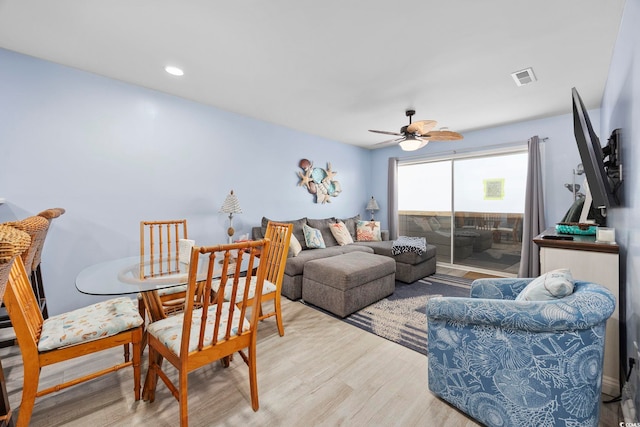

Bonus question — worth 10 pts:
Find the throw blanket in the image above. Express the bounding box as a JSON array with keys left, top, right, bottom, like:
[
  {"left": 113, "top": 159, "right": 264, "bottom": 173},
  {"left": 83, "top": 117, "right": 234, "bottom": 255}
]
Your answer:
[{"left": 391, "top": 236, "right": 427, "bottom": 256}]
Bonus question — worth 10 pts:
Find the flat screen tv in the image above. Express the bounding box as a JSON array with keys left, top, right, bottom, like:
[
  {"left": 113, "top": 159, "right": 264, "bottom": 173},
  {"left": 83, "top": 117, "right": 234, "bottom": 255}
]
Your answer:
[{"left": 572, "top": 87, "right": 617, "bottom": 210}]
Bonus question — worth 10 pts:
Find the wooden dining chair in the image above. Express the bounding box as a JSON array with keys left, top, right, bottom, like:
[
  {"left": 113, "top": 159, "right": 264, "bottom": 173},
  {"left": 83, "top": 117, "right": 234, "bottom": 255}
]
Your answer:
[
  {"left": 0, "top": 224, "right": 32, "bottom": 425},
  {"left": 0, "top": 216, "right": 51, "bottom": 342},
  {"left": 4, "top": 255, "right": 144, "bottom": 427},
  {"left": 145, "top": 239, "right": 270, "bottom": 427},
  {"left": 223, "top": 221, "right": 292, "bottom": 336},
  {"left": 139, "top": 219, "right": 190, "bottom": 319}
]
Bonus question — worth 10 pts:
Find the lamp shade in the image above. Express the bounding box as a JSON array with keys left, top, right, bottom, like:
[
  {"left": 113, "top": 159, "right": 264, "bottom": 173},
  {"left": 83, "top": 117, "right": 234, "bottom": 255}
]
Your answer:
[
  {"left": 366, "top": 196, "right": 379, "bottom": 212},
  {"left": 219, "top": 190, "right": 242, "bottom": 214}
]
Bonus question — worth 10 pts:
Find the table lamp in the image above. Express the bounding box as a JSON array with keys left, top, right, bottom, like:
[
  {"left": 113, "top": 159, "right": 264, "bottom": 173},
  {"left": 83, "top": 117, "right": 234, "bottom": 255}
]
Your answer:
[
  {"left": 219, "top": 190, "right": 242, "bottom": 243},
  {"left": 366, "top": 196, "right": 380, "bottom": 221}
]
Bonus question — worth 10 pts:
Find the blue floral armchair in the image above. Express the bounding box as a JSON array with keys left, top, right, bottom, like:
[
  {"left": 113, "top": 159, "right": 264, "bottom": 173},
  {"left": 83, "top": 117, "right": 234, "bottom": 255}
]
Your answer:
[{"left": 426, "top": 278, "right": 615, "bottom": 427}]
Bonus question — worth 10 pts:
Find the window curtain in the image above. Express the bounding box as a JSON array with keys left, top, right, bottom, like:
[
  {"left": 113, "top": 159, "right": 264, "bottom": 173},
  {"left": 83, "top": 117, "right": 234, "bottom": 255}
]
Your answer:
[
  {"left": 518, "top": 136, "right": 546, "bottom": 277},
  {"left": 388, "top": 157, "right": 399, "bottom": 240}
]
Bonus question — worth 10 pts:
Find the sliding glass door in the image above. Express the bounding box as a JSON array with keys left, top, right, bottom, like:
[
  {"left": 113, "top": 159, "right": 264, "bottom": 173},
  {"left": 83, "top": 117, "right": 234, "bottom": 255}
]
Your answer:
[{"left": 398, "top": 150, "right": 527, "bottom": 274}]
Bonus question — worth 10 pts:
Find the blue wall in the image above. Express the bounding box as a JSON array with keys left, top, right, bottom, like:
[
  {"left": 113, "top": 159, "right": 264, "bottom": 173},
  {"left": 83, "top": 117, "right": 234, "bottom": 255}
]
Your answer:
[
  {"left": 601, "top": 0, "right": 640, "bottom": 412},
  {"left": 0, "top": 48, "right": 371, "bottom": 313}
]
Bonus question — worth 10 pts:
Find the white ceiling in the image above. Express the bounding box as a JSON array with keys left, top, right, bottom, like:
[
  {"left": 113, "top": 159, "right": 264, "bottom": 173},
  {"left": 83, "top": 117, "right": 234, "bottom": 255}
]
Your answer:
[{"left": 0, "top": 1, "right": 626, "bottom": 148}]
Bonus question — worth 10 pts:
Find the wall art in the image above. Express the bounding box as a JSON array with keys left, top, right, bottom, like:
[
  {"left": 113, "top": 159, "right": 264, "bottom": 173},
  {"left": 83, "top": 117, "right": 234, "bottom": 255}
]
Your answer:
[{"left": 297, "top": 159, "right": 342, "bottom": 204}]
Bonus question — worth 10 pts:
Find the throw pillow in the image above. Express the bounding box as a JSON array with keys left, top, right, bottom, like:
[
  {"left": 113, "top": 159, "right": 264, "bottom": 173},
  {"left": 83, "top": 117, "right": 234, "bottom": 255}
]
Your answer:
[
  {"left": 303, "top": 224, "right": 326, "bottom": 249},
  {"left": 329, "top": 221, "right": 354, "bottom": 246},
  {"left": 356, "top": 220, "right": 382, "bottom": 242},
  {"left": 289, "top": 234, "right": 302, "bottom": 257},
  {"left": 515, "top": 268, "right": 575, "bottom": 301}
]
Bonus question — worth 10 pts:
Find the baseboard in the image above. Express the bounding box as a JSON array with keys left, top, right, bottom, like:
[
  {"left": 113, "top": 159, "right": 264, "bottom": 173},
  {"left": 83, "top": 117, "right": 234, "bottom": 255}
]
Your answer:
[{"left": 602, "top": 374, "right": 620, "bottom": 397}]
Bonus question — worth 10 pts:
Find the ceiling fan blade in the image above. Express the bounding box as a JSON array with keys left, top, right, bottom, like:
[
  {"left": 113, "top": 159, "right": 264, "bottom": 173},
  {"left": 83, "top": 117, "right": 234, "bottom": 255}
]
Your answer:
[
  {"left": 422, "top": 130, "right": 464, "bottom": 141},
  {"left": 369, "top": 129, "right": 403, "bottom": 136},
  {"left": 406, "top": 120, "right": 437, "bottom": 136}
]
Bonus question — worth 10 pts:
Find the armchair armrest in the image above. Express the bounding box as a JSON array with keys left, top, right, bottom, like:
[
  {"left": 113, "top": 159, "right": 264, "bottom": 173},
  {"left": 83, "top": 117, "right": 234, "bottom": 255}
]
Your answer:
[
  {"left": 470, "top": 278, "right": 533, "bottom": 300},
  {"left": 427, "top": 282, "right": 615, "bottom": 333}
]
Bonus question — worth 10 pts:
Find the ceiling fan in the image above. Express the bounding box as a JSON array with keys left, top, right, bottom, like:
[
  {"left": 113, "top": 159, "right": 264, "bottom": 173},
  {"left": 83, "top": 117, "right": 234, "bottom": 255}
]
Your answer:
[{"left": 369, "top": 109, "right": 463, "bottom": 151}]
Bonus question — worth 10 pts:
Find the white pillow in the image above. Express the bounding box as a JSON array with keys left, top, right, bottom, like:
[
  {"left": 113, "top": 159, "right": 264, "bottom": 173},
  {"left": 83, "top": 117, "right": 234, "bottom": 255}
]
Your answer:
[
  {"left": 289, "top": 234, "right": 302, "bottom": 257},
  {"left": 516, "top": 268, "right": 575, "bottom": 301},
  {"left": 303, "top": 224, "right": 326, "bottom": 249},
  {"left": 329, "top": 221, "right": 354, "bottom": 246}
]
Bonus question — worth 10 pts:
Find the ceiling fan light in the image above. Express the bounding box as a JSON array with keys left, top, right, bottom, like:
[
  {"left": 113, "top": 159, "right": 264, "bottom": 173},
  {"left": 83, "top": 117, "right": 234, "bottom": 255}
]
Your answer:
[{"left": 399, "top": 138, "right": 423, "bottom": 151}]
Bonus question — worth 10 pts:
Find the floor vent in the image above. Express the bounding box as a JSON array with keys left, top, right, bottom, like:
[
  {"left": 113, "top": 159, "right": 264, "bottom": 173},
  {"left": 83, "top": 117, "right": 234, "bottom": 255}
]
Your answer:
[{"left": 511, "top": 67, "right": 537, "bottom": 86}]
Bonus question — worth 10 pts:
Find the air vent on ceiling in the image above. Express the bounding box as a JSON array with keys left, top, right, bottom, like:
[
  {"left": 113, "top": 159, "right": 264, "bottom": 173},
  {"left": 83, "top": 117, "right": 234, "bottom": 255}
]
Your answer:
[{"left": 511, "top": 67, "right": 537, "bottom": 86}]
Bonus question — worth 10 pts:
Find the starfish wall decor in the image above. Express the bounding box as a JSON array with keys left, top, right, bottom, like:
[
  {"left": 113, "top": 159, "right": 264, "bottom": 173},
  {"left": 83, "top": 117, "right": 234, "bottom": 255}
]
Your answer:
[{"left": 296, "top": 158, "right": 342, "bottom": 204}]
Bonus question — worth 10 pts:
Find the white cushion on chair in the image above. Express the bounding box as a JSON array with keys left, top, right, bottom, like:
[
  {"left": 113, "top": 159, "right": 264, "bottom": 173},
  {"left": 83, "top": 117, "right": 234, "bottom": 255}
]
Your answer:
[
  {"left": 219, "top": 276, "right": 276, "bottom": 302},
  {"left": 147, "top": 302, "right": 250, "bottom": 355},
  {"left": 38, "top": 297, "right": 143, "bottom": 352}
]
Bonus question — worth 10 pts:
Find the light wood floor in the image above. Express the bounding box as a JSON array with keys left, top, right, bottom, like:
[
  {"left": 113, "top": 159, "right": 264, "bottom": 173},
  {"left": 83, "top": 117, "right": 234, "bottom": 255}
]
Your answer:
[{"left": 0, "top": 275, "right": 622, "bottom": 426}]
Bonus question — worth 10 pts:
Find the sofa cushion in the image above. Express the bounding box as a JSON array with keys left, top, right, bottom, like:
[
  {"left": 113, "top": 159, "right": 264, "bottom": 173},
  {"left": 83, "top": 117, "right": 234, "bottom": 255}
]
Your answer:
[
  {"left": 307, "top": 217, "right": 338, "bottom": 247},
  {"left": 516, "top": 269, "right": 575, "bottom": 301},
  {"left": 329, "top": 221, "right": 354, "bottom": 246},
  {"left": 261, "top": 217, "right": 308, "bottom": 250},
  {"left": 284, "top": 246, "right": 349, "bottom": 276},
  {"left": 356, "top": 220, "right": 382, "bottom": 241},
  {"left": 339, "top": 214, "right": 360, "bottom": 240}
]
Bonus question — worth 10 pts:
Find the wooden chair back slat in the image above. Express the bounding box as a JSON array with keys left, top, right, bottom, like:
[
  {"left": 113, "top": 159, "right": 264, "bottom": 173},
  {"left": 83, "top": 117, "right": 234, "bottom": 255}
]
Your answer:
[
  {"left": 263, "top": 222, "right": 292, "bottom": 287},
  {"left": 7, "top": 257, "right": 44, "bottom": 348},
  {"left": 140, "top": 219, "right": 188, "bottom": 279}
]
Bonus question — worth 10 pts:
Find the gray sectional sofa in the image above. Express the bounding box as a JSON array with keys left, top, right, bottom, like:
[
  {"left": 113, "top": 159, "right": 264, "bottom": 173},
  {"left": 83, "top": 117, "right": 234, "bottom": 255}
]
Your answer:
[{"left": 252, "top": 215, "right": 437, "bottom": 301}]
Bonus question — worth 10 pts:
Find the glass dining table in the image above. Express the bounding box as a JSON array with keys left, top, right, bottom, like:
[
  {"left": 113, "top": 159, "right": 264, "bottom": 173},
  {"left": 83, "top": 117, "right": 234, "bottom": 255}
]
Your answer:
[
  {"left": 76, "top": 254, "right": 255, "bottom": 319},
  {"left": 75, "top": 253, "right": 255, "bottom": 400}
]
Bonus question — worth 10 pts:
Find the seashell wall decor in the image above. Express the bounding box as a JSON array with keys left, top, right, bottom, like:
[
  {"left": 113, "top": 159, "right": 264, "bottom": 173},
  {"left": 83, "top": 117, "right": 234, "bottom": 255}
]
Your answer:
[{"left": 297, "top": 159, "right": 342, "bottom": 204}]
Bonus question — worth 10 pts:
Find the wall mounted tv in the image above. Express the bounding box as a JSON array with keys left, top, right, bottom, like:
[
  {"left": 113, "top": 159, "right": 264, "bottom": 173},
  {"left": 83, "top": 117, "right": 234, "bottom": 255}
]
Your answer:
[{"left": 572, "top": 87, "right": 621, "bottom": 215}]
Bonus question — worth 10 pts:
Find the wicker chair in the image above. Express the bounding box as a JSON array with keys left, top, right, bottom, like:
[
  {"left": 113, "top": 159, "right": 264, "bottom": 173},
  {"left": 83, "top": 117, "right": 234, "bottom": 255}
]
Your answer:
[{"left": 32, "top": 208, "right": 66, "bottom": 317}]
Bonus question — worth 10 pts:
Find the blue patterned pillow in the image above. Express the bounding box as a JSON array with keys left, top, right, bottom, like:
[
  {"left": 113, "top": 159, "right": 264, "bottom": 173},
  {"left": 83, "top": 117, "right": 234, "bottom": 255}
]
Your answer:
[
  {"left": 303, "top": 224, "right": 326, "bottom": 249},
  {"left": 515, "top": 268, "right": 574, "bottom": 301}
]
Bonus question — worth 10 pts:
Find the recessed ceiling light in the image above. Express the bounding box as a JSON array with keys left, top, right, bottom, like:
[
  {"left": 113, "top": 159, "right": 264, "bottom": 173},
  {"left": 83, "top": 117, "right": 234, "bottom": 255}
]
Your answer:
[{"left": 164, "top": 65, "right": 184, "bottom": 76}]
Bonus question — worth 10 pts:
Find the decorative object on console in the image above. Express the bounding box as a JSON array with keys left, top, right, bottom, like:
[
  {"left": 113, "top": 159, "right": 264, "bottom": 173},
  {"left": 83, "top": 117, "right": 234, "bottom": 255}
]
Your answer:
[
  {"left": 366, "top": 196, "right": 379, "bottom": 220},
  {"left": 297, "top": 159, "right": 342, "bottom": 204},
  {"left": 596, "top": 227, "right": 616, "bottom": 244},
  {"left": 219, "top": 190, "right": 242, "bottom": 244},
  {"left": 369, "top": 109, "right": 463, "bottom": 151}
]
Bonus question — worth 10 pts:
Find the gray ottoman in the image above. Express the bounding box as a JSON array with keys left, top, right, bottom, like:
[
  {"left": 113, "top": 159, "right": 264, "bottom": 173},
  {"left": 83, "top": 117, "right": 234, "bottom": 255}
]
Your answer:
[{"left": 302, "top": 252, "right": 396, "bottom": 318}]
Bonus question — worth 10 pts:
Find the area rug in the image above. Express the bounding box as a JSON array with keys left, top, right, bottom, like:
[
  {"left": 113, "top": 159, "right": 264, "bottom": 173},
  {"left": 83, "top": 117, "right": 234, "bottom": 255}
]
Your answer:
[{"left": 342, "top": 274, "right": 473, "bottom": 356}]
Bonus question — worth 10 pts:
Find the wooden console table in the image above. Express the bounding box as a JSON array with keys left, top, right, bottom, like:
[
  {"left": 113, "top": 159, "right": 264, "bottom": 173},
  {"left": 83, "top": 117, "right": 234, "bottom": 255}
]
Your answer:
[{"left": 534, "top": 227, "right": 621, "bottom": 396}]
